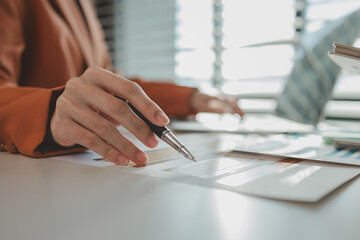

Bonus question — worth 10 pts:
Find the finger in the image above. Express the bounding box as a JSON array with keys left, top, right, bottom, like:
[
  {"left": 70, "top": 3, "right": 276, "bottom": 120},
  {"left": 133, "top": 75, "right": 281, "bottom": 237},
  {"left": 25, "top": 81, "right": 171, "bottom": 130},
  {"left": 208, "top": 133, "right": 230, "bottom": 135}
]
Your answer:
[
  {"left": 82, "top": 67, "right": 169, "bottom": 126},
  {"left": 99, "top": 112, "right": 120, "bottom": 126},
  {"left": 64, "top": 120, "right": 130, "bottom": 165},
  {"left": 228, "top": 99, "right": 245, "bottom": 116},
  {"left": 207, "top": 98, "right": 226, "bottom": 114},
  {"left": 68, "top": 103, "right": 149, "bottom": 165},
  {"left": 208, "top": 97, "right": 244, "bottom": 116},
  {"left": 73, "top": 85, "right": 158, "bottom": 148}
]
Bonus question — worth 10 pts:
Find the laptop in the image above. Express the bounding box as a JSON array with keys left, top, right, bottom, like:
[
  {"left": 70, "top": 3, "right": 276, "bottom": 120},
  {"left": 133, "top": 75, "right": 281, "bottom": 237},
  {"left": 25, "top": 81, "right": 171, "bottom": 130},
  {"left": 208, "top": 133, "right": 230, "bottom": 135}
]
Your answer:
[{"left": 170, "top": 9, "right": 360, "bottom": 134}]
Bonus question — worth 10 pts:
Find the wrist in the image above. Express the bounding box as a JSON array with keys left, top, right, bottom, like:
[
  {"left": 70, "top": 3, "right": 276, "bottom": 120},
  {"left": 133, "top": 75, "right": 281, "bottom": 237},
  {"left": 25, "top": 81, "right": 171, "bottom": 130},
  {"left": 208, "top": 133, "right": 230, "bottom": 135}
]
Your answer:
[{"left": 189, "top": 88, "right": 200, "bottom": 113}]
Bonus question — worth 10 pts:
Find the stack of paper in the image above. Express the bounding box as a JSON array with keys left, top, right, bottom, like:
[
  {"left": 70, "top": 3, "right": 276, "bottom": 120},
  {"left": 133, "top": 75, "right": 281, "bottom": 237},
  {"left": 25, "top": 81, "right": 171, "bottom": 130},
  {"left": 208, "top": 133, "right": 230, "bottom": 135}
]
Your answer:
[
  {"left": 328, "top": 42, "right": 360, "bottom": 74},
  {"left": 334, "top": 138, "right": 360, "bottom": 150}
]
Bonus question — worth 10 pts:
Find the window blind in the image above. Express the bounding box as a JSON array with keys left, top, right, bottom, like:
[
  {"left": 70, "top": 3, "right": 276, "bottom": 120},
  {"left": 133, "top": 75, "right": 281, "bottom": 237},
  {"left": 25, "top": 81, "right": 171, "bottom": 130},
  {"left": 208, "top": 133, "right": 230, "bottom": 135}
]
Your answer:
[
  {"left": 94, "top": 0, "right": 115, "bottom": 64},
  {"left": 113, "top": 0, "right": 176, "bottom": 81},
  {"left": 97, "top": 0, "right": 360, "bottom": 120}
]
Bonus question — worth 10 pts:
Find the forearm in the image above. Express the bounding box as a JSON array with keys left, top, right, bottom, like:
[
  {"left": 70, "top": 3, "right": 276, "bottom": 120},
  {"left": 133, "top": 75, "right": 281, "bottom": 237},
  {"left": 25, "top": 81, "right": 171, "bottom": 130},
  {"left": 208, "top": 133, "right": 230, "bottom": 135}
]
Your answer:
[{"left": 130, "top": 77, "right": 197, "bottom": 117}]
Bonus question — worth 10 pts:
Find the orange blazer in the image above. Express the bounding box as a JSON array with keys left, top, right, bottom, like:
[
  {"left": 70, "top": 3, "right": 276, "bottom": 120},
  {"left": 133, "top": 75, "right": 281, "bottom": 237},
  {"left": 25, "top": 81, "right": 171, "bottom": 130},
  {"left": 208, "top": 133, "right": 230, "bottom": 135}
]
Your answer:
[{"left": 0, "top": 0, "right": 195, "bottom": 157}]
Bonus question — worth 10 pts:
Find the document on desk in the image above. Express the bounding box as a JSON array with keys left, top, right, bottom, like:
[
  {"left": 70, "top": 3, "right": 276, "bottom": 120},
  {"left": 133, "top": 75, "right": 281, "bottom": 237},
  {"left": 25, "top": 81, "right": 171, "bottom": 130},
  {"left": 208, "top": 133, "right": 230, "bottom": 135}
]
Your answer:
[
  {"left": 51, "top": 131, "right": 360, "bottom": 202},
  {"left": 232, "top": 134, "right": 360, "bottom": 166}
]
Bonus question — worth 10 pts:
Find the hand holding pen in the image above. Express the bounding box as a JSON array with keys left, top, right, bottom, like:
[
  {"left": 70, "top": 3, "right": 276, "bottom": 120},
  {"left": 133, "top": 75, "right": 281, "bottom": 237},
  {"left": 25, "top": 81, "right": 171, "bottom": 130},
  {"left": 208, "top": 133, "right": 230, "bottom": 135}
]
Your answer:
[
  {"left": 51, "top": 67, "right": 172, "bottom": 166},
  {"left": 50, "top": 67, "right": 195, "bottom": 166}
]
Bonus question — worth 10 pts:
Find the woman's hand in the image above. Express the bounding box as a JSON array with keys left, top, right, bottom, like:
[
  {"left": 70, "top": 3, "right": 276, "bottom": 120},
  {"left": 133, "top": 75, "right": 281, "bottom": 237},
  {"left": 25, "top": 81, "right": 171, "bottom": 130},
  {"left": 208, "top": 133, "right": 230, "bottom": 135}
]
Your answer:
[
  {"left": 190, "top": 89, "right": 244, "bottom": 116},
  {"left": 50, "top": 67, "right": 169, "bottom": 166}
]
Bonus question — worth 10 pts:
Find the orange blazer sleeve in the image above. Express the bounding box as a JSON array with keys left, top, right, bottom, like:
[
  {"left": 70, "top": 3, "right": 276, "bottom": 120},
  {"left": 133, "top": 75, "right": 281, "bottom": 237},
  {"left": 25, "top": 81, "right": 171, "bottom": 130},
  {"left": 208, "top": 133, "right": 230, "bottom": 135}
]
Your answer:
[
  {"left": 130, "top": 78, "right": 196, "bottom": 117},
  {"left": 0, "top": 1, "right": 84, "bottom": 157}
]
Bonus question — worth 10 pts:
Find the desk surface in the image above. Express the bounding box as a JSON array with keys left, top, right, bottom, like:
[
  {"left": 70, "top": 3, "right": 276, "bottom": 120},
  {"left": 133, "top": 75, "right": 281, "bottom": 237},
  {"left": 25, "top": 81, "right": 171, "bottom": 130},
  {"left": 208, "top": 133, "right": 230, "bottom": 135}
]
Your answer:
[{"left": 1, "top": 147, "right": 360, "bottom": 240}]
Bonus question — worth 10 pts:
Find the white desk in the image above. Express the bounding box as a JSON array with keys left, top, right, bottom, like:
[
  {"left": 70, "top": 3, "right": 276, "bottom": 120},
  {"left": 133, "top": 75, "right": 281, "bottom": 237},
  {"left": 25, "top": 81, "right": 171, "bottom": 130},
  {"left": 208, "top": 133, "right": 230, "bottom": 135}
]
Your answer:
[{"left": 1, "top": 144, "right": 360, "bottom": 240}]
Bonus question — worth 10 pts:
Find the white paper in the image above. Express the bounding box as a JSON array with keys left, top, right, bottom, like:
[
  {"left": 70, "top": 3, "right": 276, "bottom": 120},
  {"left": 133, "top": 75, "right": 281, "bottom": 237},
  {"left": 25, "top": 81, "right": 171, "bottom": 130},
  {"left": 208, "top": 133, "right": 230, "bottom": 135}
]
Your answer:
[
  {"left": 233, "top": 134, "right": 360, "bottom": 166},
  {"left": 51, "top": 131, "right": 360, "bottom": 202},
  {"left": 328, "top": 51, "right": 360, "bottom": 74}
]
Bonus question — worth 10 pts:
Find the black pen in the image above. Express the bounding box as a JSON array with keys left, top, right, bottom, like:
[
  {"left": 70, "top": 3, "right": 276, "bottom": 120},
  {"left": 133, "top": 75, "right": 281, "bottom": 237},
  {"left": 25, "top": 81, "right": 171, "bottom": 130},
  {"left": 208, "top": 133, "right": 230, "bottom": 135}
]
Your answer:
[{"left": 115, "top": 96, "right": 196, "bottom": 162}]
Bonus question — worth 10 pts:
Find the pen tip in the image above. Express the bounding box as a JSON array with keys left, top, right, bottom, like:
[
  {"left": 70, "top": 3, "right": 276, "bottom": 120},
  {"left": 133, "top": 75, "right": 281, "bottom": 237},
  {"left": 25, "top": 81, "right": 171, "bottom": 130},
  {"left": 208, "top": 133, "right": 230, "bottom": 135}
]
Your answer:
[
  {"left": 187, "top": 155, "right": 196, "bottom": 162},
  {"left": 179, "top": 146, "right": 196, "bottom": 162},
  {"left": 186, "top": 153, "right": 196, "bottom": 162},
  {"left": 184, "top": 153, "right": 196, "bottom": 162}
]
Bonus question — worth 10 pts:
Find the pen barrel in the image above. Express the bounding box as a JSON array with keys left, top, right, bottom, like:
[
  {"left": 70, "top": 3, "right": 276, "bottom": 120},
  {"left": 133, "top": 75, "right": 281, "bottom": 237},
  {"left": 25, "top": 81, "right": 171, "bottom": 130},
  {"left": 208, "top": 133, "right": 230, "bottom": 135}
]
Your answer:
[
  {"left": 161, "top": 130, "right": 184, "bottom": 153},
  {"left": 127, "top": 102, "right": 167, "bottom": 138}
]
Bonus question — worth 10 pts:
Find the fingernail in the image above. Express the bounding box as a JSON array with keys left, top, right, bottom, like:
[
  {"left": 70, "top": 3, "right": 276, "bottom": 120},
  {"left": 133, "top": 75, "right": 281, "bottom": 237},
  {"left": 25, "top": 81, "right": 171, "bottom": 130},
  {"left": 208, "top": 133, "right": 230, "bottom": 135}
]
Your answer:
[
  {"left": 148, "top": 135, "right": 158, "bottom": 148},
  {"left": 117, "top": 155, "right": 129, "bottom": 166},
  {"left": 156, "top": 111, "right": 170, "bottom": 125},
  {"left": 136, "top": 152, "right": 148, "bottom": 164}
]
